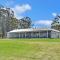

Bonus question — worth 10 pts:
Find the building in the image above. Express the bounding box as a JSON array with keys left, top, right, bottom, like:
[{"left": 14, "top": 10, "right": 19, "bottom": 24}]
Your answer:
[{"left": 7, "top": 28, "right": 60, "bottom": 38}]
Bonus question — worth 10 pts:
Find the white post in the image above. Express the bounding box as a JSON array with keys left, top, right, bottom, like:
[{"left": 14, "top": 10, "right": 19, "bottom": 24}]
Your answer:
[
  {"left": 39, "top": 32, "right": 40, "bottom": 38},
  {"left": 31, "top": 32, "right": 33, "bottom": 38},
  {"left": 19, "top": 33, "right": 20, "bottom": 38},
  {"left": 25, "top": 32, "right": 26, "bottom": 38},
  {"left": 47, "top": 31, "right": 48, "bottom": 38}
]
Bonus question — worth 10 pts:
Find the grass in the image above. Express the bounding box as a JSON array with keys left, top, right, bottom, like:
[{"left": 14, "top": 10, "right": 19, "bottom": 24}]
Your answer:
[{"left": 0, "top": 38, "right": 60, "bottom": 60}]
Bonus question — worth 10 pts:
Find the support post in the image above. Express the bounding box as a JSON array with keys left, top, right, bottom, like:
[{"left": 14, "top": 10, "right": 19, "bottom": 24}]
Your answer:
[
  {"left": 39, "top": 32, "right": 40, "bottom": 38},
  {"left": 47, "top": 31, "right": 48, "bottom": 38},
  {"left": 19, "top": 33, "right": 20, "bottom": 38},
  {"left": 25, "top": 32, "right": 26, "bottom": 38}
]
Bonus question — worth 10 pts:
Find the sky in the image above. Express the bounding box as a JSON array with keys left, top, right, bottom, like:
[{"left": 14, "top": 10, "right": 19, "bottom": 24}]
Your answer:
[{"left": 0, "top": 0, "right": 60, "bottom": 28}]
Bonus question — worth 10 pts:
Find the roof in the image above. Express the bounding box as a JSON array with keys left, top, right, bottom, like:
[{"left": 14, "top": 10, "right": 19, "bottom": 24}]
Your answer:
[{"left": 7, "top": 28, "right": 60, "bottom": 33}]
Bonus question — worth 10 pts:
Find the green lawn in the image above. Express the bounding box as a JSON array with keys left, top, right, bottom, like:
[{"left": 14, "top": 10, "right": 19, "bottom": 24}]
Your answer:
[{"left": 0, "top": 38, "right": 60, "bottom": 60}]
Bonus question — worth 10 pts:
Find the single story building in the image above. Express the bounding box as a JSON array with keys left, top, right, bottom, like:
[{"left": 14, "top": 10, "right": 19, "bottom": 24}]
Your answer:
[{"left": 7, "top": 28, "right": 60, "bottom": 38}]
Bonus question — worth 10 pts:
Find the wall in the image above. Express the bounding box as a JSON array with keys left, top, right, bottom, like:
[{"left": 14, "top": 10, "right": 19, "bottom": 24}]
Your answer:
[{"left": 51, "top": 31, "right": 59, "bottom": 38}]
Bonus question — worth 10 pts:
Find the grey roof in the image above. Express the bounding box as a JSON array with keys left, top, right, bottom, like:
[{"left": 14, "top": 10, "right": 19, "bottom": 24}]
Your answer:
[{"left": 7, "top": 28, "right": 60, "bottom": 33}]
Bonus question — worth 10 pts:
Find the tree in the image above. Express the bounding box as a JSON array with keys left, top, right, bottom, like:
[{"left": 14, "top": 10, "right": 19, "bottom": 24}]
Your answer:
[
  {"left": 6, "top": 17, "right": 19, "bottom": 32},
  {"left": 0, "top": 7, "right": 19, "bottom": 38},
  {"left": 0, "top": 8, "right": 7, "bottom": 37},
  {"left": 51, "top": 14, "right": 60, "bottom": 30},
  {"left": 18, "top": 17, "right": 32, "bottom": 29}
]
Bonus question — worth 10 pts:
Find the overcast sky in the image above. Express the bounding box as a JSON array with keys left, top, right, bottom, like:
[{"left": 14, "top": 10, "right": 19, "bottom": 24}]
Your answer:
[{"left": 0, "top": 0, "right": 60, "bottom": 28}]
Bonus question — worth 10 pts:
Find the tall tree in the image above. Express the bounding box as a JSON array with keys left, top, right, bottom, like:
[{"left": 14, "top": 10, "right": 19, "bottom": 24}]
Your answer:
[
  {"left": 0, "top": 7, "right": 19, "bottom": 38},
  {"left": 51, "top": 14, "right": 60, "bottom": 30},
  {"left": 6, "top": 17, "right": 19, "bottom": 32},
  {"left": 18, "top": 17, "right": 32, "bottom": 29}
]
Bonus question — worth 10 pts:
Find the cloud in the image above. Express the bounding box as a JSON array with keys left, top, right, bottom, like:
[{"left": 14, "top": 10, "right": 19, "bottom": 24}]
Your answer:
[
  {"left": 32, "top": 20, "right": 53, "bottom": 28},
  {"left": 12, "top": 4, "right": 31, "bottom": 19},
  {"left": 34, "top": 20, "right": 52, "bottom": 25},
  {"left": 52, "top": 13, "right": 57, "bottom": 17}
]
